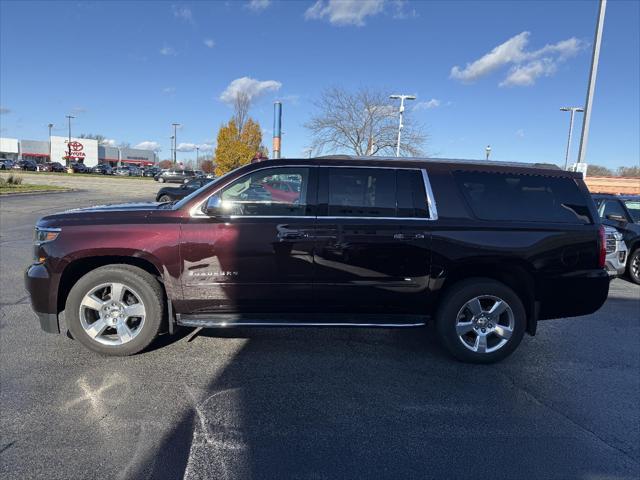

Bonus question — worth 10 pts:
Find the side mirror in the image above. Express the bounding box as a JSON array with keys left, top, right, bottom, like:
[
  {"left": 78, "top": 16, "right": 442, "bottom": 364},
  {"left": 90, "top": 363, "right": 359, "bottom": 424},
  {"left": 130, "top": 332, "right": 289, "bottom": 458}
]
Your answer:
[
  {"left": 606, "top": 213, "right": 627, "bottom": 223},
  {"left": 205, "top": 195, "right": 224, "bottom": 217}
]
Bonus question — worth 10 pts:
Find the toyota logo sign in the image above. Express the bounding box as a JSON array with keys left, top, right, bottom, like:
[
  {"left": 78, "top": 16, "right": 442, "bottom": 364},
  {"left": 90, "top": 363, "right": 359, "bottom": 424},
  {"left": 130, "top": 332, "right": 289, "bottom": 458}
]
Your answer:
[{"left": 68, "top": 141, "right": 84, "bottom": 152}]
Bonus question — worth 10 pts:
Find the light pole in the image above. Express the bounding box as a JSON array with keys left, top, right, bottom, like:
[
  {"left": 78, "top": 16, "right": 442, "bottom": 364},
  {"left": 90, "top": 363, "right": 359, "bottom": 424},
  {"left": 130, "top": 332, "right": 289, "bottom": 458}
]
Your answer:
[
  {"left": 560, "top": 107, "right": 584, "bottom": 169},
  {"left": 389, "top": 94, "right": 416, "bottom": 157},
  {"left": 170, "top": 135, "right": 175, "bottom": 166},
  {"left": 65, "top": 115, "right": 75, "bottom": 167},
  {"left": 577, "top": 0, "right": 607, "bottom": 165},
  {"left": 172, "top": 123, "right": 180, "bottom": 166},
  {"left": 48, "top": 123, "right": 54, "bottom": 161},
  {"left": 485, "top": 145, "right": 492, "bottom": 160},
  {"left": 196, "top": 146, "right": 200, "bottom": 169}
]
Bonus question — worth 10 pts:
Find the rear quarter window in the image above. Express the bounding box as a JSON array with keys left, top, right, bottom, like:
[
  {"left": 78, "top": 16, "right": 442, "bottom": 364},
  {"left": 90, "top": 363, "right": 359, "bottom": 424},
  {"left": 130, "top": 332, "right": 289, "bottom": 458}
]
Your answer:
[{"left": 454, "top": 171, "right": 592, "bottom": 224}]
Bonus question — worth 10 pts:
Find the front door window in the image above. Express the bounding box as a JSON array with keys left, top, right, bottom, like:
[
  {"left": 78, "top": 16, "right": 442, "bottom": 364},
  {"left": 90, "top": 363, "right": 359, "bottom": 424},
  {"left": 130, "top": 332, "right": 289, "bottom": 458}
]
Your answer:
[{"left": 220, "top": 167, "right": 310, "bottom": 216}]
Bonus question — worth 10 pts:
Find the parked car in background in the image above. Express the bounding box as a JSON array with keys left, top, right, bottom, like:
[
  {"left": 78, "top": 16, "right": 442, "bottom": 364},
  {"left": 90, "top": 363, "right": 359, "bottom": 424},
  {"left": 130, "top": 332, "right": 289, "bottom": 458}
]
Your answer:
[
  {"left": 26, "top": 156, "right": 609, "bottom": 362},
  {"left": 593, "top": 194, "right": 640, "bottom": 284},
  {"left": 603, "top": 226, "right": 628, "bottom": 278},
  {"left": 92, "top": 164, "right": 113, "bottom": 175},
  {"left": 156, "top": 168, "right": 196, "bottom": 184},
  {"left": 114, "top": 166, "right": 133, "bottom": 176},
  {"left": 143, "top": 166, "right": 161, "bottom": 177},
  {"left": 155, "top": 177, "right": 215, "bottom": 202},
  {"left": 0, "top": 159, "right": 15, "bottom": 170},
  {"left": 128, "top": 165, "right": 142, "bottom": 177},
  {"left": 17, "top": 159, "right": 38, "bottom": 171},
  {"left": 70, "top": 162, "right": 89, "bottom": 174},
  {"left": 39, "top": 162, "right": 66, "bottom": 173}
]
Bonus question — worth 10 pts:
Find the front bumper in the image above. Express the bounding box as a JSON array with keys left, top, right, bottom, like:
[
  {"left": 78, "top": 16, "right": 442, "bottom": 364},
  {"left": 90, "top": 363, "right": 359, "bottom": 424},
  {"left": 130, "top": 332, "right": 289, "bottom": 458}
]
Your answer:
[{"left": 25, "top": 263, "right": 60, "bottom": 334}]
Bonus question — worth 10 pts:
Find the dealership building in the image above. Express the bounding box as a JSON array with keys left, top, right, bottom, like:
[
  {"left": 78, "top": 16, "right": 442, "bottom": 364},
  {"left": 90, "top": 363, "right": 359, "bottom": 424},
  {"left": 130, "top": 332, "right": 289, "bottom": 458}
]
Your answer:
[{"left": 0, "top": 137, "right": 157, "bottom": 167}]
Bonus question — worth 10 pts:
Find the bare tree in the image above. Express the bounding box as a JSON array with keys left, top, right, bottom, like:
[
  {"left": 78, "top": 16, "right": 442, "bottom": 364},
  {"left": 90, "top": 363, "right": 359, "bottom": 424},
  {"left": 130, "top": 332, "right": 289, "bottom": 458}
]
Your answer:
[
  {"left": 233, "top": 92, "right": 251, "bottom": 134},
  {"left": 305, "top": 87, "right": 427, "bottom": 157}
]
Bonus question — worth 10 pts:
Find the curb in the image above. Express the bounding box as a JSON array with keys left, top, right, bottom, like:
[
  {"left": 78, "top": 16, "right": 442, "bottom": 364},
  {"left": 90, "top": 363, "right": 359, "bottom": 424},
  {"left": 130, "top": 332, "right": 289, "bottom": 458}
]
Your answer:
[{"left": 0, "top": 188, "right": 75, "bottom": 197}]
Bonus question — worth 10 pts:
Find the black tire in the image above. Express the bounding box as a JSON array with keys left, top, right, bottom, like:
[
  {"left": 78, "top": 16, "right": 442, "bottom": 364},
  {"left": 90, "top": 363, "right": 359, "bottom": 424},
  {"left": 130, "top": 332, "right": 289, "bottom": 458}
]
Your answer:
[
  {"left": 65, "top": 265, "right": 164, "bottom": 356},
  {"left": 628, "top": 248, "right": 640, "bottom": 285},
  {"left": 158, "top": 194, "right": 172, "bottom": 202},
  {"left": 158, "top": 177, "right": 165, "bottom": 183},
  {"left": 435, "top": 278, "right": 526, "bottom": 364}
]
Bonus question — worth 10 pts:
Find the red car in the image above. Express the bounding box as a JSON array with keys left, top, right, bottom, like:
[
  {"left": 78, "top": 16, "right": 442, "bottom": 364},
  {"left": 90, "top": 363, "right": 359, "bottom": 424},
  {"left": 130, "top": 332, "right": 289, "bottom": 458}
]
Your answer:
[{"left": 261, "top": 179, "right": 300, "bottom": 203}]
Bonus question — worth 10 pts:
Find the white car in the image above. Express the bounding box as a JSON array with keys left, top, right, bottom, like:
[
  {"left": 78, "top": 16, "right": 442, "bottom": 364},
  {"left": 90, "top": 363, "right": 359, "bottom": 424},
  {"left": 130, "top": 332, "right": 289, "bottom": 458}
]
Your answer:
[{"left": 604, "top": 226, "right": 628, "bottom": 277}]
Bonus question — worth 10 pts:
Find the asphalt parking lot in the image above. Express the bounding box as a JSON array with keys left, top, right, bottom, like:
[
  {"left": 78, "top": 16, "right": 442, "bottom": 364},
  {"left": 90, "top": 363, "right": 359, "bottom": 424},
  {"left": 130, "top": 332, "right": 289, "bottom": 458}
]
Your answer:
[{"left": 1, "top": 177, "right": 639, "bottom": 479}]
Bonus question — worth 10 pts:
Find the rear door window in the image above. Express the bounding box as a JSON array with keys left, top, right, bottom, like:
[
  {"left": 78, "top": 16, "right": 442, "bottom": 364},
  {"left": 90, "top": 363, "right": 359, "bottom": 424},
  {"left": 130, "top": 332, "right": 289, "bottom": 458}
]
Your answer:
[
  {"left": 454, "top": 171, "right": 592, "bottom": 224},
  {"left": 327, "top": 168, "right": 396, "bottom": 217},
  {"left": 396, "top": 169, "right": 429, "bottom": 218}
]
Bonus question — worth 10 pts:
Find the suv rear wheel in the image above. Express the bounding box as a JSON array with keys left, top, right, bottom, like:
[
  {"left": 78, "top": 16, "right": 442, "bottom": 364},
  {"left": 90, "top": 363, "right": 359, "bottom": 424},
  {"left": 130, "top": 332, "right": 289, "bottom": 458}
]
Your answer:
[
  {"left": 436, "top": 278, "right": 526, "bottom": 364},
  {"left": 66, "top": 265, "right": 164, "bottom": 356}
]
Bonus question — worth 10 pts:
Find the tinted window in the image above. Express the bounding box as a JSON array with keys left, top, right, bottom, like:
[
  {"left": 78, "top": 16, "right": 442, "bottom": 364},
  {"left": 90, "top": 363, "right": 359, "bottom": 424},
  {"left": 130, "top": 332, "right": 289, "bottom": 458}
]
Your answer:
[
  {"left": 327, "top": 168, "right": 395, "bottom": 217},
  {"left": 220, "top": 167, "right": 309, "bottom": 216},
  {"left": 601, "top": 200, "right": 628, "bottom": 221},
  {"left": 623, "top": 200, "right": 640, "bottom": 223},
  {"left": 454, "top": 171, "right": 591, "bottom": 224},
  {"left": 397, "top": 169, "right": 429, "bottom": 218}
]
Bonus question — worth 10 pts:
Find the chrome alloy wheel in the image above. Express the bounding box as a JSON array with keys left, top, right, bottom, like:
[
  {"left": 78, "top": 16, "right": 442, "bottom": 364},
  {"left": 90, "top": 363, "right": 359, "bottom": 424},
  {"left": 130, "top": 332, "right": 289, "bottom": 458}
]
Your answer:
[
  {"left": 455, "top": 295, "right": 515, "bottom": 354},
  {"left": 632, "top": 252, "right": 640, "bottom": 279},
  {"left": 79, "top": 282, "right": 146, "bottom": 346}
]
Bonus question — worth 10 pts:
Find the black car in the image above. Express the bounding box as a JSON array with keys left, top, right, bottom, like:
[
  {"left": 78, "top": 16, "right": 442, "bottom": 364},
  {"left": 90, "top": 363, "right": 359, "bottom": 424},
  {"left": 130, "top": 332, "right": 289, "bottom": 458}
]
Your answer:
[
  {"left": 155, "top": 177, "right": 214, "bottom": 202},
  {"left": 92, "top": 164, "right": 113, "bottom": 175},
  {"left": 156, "top": 168, "right": 196, "bottom": 184},
  {"left": 143, "top": 166, "right": 161, "bottom": 177},
  {"left": 592, "top": 194, "right": 640, "bottom": 283},
  {"left": 70, "top": 162, "right": 89, "bottom": 173},
  {"left": 17, "top": 159, "right": 38, "bottom": 171},
  {"left": 27, "top": 156, "right": 609, "bottom": 362},
  {"left": 0, "top": 159, "right": 15, "bottom": 170},
  {"left": 39, "top": 162, "right": 66, "bottom": 173}
]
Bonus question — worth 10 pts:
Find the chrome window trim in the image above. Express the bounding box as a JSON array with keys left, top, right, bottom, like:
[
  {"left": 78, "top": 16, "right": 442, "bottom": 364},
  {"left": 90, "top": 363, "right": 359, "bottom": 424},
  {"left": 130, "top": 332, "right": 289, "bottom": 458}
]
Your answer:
[
  {"left": 421, "top": 169, "right": 439, "bottom": 221},
  {"left": 190, "top": 163, "right": 440, "bottom": 221}
]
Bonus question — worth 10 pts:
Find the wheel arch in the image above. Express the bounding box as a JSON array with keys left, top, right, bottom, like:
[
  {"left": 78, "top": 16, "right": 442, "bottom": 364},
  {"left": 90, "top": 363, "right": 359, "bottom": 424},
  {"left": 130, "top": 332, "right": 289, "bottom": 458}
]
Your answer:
[
  {"left": 57, "top": 255, "right": 165, "bottom": 314},
  {"left": 435, "top": 261, "right": 538, "bottom": 335}
]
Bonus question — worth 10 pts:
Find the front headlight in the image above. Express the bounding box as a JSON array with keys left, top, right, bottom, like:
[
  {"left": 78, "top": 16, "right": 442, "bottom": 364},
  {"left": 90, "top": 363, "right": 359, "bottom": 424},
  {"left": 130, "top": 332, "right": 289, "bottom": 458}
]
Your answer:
[{"left": 34, "top": 227, "right": 61, "bottom": 245}]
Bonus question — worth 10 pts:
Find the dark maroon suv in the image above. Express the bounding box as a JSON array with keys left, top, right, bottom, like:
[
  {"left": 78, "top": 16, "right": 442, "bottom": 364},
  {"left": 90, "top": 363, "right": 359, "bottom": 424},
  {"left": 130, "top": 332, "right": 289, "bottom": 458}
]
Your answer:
[{"left": 25, "top": 157, "right": 609, "bottom": 362}]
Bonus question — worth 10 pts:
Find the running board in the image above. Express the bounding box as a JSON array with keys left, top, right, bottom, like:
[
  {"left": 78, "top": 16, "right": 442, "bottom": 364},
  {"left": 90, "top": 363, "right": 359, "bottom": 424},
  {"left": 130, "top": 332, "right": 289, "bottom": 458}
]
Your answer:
[{"left": 176, "top": 313, "right": 427, "bottom": 329}]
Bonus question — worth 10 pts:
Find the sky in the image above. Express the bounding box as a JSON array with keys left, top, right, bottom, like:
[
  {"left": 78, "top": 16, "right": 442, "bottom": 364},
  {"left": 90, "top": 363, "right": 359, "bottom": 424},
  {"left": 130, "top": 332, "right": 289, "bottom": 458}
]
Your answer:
[{"left": 0, "top": 0, "right": 638, "bottom": 169}]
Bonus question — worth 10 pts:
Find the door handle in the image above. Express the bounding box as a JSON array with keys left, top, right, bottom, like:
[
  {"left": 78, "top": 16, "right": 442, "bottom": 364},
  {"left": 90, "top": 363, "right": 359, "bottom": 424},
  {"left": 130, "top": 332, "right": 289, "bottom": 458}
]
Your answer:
[{"left": 280, "top": 232, "right": 309, "bottom": 240}]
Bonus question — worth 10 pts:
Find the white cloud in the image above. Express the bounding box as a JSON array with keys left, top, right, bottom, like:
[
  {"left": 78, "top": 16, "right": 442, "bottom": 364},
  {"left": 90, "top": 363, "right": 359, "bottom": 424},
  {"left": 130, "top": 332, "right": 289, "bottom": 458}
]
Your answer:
[
  {"left": 305, "top": 0, "right": 385, "bottom": 26},
  {"left": 134, "top": 141, "right": 161, "bottom": 151},
  {"left": 172, "top": 5, "right": 193, "bottom": 22},
  {"left": 203, "top": 38, "right": 215, "bottom": 48},
  {"left": 450, "top": 31, "right": 586, "bottom": 86},
  {"left": 451, "top": 32, "right": 530, "bottom": 83},
  {"left": 100, "top": 139, "right": 118, "bottom": 147},
  {"left": 160, "top": 46, "right": 177, "bottom": 56},
  {"left": 392, "top": 0, "right": 418, "bottom": 19},
  {"left": 515, "top": 129, "right": 525, "bottom": 138},
  {"left": 500, "top": 59, "right": 557, "bottom": 87},
  {"left": 413, "top": 98, "right": 441, "bottom": 110},
  {"left": 177, "top": 142, "right": 214, "bottom": 152},
  {"left": 246, "top": 0, "right": 271, "bottom": 11},
  {"left": 0, "top": 107, "right": 11, "bottom": 114},
  {"left": 162, "top": 87, "right": 176, "bottom": 95},
  {"left": 220, "top": 76, "right": 282, "bottom": 103}
]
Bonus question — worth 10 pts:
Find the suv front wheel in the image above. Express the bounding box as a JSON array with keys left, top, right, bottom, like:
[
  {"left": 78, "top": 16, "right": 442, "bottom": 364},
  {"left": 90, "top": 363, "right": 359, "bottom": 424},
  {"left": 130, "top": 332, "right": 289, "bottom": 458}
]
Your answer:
[
  {"left": 66, "top": 265, "right": 164, "bottom": 356},
  {"left": 628, "top": 248, "right": 640, "bottom": 285},
  {"left": 436, "top": 278, "right": 526, "bottom": 364}
]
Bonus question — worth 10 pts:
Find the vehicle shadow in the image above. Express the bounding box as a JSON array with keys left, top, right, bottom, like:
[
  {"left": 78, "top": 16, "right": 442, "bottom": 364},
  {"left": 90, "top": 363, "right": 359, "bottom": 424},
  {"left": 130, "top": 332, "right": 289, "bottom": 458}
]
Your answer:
[{"left": 126, "top": 304, "right": 640, "bottom": 480}]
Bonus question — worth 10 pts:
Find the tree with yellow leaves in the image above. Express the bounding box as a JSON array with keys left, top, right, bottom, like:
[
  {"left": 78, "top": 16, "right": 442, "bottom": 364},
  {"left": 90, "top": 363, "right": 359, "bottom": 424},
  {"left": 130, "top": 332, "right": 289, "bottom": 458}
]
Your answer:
[{"left": 214, "top": 116, "right": 264, "bottom": 176}]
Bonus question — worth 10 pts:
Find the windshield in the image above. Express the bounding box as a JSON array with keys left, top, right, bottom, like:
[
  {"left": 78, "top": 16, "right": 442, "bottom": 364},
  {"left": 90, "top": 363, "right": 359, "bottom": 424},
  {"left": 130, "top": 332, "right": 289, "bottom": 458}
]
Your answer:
[
  {"left": 172, "top": 169, "right": 235, "bottom": 209},
  {"left": 624, "top": 200, "right": 640, "bottom": 222}
]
